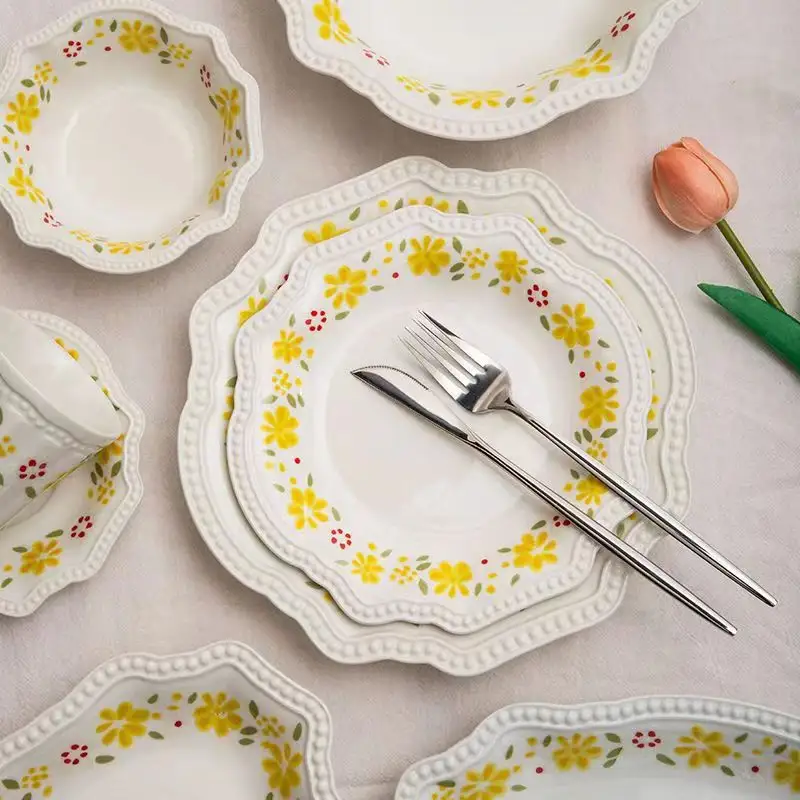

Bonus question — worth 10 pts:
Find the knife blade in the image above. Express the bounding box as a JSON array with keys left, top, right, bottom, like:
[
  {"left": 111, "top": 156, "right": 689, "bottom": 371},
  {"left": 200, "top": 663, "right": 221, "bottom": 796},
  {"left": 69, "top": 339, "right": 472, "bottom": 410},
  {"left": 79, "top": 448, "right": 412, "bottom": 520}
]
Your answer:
[{"left": 351, "top": 365, "right": 736, "bottom": 636}]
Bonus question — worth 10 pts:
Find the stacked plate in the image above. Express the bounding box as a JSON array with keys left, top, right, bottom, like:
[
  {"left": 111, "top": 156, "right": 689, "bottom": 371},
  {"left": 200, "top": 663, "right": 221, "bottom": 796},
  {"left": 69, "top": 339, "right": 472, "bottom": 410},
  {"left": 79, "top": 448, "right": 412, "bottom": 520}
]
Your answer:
[{"left": 179, "top": 157, "right": 695, "bottom": 675}]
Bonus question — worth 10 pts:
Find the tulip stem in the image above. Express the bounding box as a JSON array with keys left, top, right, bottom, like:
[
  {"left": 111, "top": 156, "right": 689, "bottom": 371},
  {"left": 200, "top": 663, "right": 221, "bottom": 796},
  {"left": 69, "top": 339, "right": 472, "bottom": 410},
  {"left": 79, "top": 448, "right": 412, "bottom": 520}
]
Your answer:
[{"left": 716, "top": 219, "right": 784, "bottom": 312}]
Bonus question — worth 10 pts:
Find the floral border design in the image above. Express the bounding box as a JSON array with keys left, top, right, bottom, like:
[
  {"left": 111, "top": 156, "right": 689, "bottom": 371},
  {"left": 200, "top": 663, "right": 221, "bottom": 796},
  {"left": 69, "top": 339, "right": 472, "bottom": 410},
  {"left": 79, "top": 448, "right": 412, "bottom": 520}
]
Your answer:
[
  {"left": 420, "top": 725, "right": 800, "bottom": 797},
  {"left": 0, "top": 690, "right": 308, "bottom": 799},
  {"left": 258, "top": 236, "right": 627, "bottom": 601}
]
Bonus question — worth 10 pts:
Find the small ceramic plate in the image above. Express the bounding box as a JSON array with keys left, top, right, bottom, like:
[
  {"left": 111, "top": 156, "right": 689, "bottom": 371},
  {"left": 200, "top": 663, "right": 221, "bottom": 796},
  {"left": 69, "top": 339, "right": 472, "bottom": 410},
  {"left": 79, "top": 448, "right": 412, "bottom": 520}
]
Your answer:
[
  {"left": 227, "top": 208, "right": 650, "bottom": 633},
  {"left": 277, "top": 0, "right": 699, "bottom": 140},
  {"left": 0, "top": 0, "right": 263, "bottom": 273},
  {"left": 180, "top": 157, "right": 695, "bottom": 672},
  {"left": 0, "top": 311, "right": 143, "bottom": 616},
  {"left": 0, "top": 642, "right": 338, "bottom": 800},
  {"left": 396, "top": 697, "right": 800, "bottom": 799}
]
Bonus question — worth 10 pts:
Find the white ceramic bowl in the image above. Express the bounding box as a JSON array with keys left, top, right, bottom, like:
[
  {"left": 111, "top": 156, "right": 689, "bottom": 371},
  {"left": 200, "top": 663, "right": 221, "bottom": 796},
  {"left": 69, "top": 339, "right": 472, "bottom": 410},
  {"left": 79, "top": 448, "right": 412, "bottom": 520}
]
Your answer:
[
  {"left": 278, "top": 0, "right": 700, "bottom": 140},
  {"left": 0, "top": 0, "right": 263, "bottom": 273}
]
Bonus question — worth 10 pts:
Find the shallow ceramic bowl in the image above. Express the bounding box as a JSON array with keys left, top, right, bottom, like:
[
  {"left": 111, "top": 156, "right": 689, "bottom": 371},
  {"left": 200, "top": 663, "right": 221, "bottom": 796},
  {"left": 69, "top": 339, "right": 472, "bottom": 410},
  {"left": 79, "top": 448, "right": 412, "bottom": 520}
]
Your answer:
[
  {"left": 278, "top": 0, "right": 700, "bottom": 140},
  {"left": 0, "top": 0, "right": 263, "bottom": 273}
]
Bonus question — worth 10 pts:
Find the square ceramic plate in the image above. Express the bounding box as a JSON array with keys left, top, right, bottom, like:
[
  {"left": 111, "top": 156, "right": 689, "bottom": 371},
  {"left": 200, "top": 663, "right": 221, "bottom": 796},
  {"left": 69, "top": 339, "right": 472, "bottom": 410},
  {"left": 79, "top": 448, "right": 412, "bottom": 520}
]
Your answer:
[
  {"left": 277, "top": 0, "right": 700, "bottom": 139},
  {"left": 0, "top": 0, "right": 262, "bottom": 273},
  {"left": 179, "top": 157, "right": 695, "bottom": 673},
  {"left": 396, "top": 697, "right": 800, "bottom": 798},
  {"left": 0, "top": 642, "right": 338, "bottom": 800},
  {"left": 228, "top": 208, "right": 650, "bottom": 633}
]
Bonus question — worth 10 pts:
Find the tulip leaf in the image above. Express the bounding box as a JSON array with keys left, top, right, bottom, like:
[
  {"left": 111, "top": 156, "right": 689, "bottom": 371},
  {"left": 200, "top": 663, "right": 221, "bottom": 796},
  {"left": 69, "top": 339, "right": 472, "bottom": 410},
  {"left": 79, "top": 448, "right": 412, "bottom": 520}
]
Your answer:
[{"left": 698, "top": 283, "right": 800, "bottom": 372}]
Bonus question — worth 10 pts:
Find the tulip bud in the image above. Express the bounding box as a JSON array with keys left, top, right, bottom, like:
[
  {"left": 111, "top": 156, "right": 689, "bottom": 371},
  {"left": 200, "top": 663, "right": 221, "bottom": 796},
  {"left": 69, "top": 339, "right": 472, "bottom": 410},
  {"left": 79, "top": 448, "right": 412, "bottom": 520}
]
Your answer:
[{"left": 652, "top": 137, "right": 739, "bottom": 233}]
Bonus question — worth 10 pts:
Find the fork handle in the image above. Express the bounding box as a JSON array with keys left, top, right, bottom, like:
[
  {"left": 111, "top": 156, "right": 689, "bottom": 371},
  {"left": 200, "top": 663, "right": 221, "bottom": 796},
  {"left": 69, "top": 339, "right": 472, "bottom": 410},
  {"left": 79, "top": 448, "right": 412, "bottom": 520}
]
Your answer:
[
  {"left": 468, "top": 434, "right": 736, "bottom": 636},
  {"left": 504, "top": 400, "right": 775, "bottom": 608}
]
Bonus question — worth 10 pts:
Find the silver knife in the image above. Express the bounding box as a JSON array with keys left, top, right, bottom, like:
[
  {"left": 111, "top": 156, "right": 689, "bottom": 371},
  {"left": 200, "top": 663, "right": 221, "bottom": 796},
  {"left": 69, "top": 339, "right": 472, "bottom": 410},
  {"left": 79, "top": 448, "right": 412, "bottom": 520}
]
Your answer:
[{"left": 352, "top": 365, "right": 736, "bottom": 636}]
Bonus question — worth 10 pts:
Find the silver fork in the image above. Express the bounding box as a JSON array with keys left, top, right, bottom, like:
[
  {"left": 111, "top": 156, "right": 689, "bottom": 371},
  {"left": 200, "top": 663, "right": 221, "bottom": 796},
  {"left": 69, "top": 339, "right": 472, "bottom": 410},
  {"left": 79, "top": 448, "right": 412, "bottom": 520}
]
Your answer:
[{"left": 403, "top": 311, "right": 775, "bottom": 608}]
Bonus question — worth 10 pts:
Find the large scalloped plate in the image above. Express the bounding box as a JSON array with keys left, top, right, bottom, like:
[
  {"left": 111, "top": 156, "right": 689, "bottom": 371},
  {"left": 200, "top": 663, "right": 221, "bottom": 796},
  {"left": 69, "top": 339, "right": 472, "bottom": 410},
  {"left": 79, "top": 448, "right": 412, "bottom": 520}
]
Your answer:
[
  {"left": 276, "top": 0, "right": 700, "bottom": 141},
  {"left": 395, "top": 696, "right": 800, "bottom": 798},
  {"left": 0, "top": 0, "right": 263, "bottom": 274},
  {"left": 179, "top": 156, "right": 696, "bottom": 674},
  {"left": 0, "top": 642, "right": 339, "bottom": 800},
  {"left": 0, "top": 311, "right": 144, "bottom": 616}
]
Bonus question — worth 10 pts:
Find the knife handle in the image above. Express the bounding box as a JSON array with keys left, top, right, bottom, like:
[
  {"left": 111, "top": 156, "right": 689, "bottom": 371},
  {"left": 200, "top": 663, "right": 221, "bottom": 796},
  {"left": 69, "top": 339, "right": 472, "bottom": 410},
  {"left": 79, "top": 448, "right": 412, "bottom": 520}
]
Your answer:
[{"left": 468, "top": 435, "right": 736, "bottom": 636}]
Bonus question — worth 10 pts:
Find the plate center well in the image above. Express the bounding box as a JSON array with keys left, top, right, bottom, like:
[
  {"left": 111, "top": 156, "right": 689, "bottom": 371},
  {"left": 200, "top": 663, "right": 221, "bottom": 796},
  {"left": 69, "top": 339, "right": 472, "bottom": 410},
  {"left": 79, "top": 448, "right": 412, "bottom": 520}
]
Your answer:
[{"left": 320, "top": 302, "right": 575, "bottom": 534}]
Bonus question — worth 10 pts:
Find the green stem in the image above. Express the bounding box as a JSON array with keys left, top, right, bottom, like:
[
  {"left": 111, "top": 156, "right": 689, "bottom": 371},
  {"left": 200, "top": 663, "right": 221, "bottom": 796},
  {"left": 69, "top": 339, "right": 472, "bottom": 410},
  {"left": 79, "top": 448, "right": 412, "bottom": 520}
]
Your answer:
[{"left": 716, "top": 219, "right": 784, "bottom": 312}]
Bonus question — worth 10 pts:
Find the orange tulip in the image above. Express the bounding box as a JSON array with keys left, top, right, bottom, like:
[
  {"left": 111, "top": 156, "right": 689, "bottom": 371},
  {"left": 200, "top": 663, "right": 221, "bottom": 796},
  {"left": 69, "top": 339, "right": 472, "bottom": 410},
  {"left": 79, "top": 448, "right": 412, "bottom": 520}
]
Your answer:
[
  {"left": 651, "top": 137, "right": 783, "bottom": 311},
  {"left": 652, "top": 137, "right": 739, "bottom": 233}
]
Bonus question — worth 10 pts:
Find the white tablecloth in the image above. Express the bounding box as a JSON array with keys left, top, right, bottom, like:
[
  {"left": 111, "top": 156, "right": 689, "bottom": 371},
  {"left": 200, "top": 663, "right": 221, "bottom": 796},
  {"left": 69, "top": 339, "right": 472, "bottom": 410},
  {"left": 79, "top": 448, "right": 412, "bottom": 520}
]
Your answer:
[{"left": 1, "top": 1, "right": 798, "bottom": 797}]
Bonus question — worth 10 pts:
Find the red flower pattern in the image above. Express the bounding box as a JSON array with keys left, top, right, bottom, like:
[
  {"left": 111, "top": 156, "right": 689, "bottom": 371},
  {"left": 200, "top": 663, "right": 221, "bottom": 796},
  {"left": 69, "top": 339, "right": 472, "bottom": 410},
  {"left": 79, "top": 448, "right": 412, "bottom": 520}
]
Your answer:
[
  {"left": 43, "top": 211, "right": 62, "bottom": 228},
  {"left": 70, "top": 515, "right": 94, "bottom": 539},
  {"left": 362, "top": 49, "right": 390, "bottom": 66},
  {"left": 18, "top": 459, "right": 47, "bottom": 481},
  {"left": 527, "top": 283, "right": 550, "bottom": 308},
  {"left": 63, "top": 40, "right": 83, "bottom": 59},
  {"left": 330, "top": 528, "right": 352, "bottom": 550},
  {"left": 611, "top": 11, "right": 636, "bottom": 37},
  {"left": 632, "top": 729, "right": 662, "bottom": 749},
  {"left": 200, "top": 64, "right": 212, "bottom": 88},
  {"left": 305, "top": 309, "right": 328, "bottom": 332},
  {"left": 61, "top": 743, "right": 89, "bottom": 765}
]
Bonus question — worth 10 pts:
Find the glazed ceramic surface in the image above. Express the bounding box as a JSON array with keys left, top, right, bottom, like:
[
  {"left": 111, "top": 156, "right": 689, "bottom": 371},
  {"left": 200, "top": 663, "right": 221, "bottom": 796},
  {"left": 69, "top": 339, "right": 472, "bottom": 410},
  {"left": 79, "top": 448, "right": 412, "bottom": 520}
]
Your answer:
[
  {"left": 0, "top": 0, "right": 263, "bottom": 273},
  {"left": 180, "top": 157, "right": 695, "bottom": 673},
  {"left": 0, "top": 311, "right": 143, "bottom": 616},
  {"left": 0, "top": 642, "right": 338, "bottom": 800},
  {"left": 228, "top": 208, "right": 650, "bottom": 632},
  {"left": 395, "top": 697, "right": 800, "bottom": 799},
  {"left": 278, "top": 0, "right": 700, "bottom": 140},
  {"left": 0, "top": 307, "right": 122, "bottom": 528}
]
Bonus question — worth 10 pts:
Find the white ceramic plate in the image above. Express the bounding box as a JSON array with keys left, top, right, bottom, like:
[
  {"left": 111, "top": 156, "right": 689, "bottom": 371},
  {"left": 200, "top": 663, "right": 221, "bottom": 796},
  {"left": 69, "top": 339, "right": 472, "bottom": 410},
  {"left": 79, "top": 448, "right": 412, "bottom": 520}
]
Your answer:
[
  {"left": 228, "top": 208, "right": 650, "bottom": 632},
  {"left": 277, "top": 0, "right": 700, "bottom": 140},
  {"left": 0, "top": 0, "right": 263, "bottom": 273},
  {"left": 179, "top": 157, "right": 695, "bottom": 672},
  {"left": 0, "top": 642, "right": 338, "bottom": 800},
  {"left": 396, "top": 697, "right": 800, "bottom": 799},
  {"left": 0, "top": 311, "right": 144, "bottom": 616}
]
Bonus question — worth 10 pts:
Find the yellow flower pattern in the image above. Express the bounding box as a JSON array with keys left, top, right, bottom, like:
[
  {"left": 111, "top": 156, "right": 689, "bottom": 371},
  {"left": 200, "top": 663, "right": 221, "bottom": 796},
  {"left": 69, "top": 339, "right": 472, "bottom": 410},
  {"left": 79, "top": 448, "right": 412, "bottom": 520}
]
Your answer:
[
  {"left": 452, "top": 90, "right": 505, "bottom": 110},
  {"left": 555, "top": 49, "right": 613, "bottom": 79},
  {"left": 351, "top": 551, "right": 384, "bottom": 584},
  {"left": 313, "top": 0, "right": 352, "bottom": 44},
  {"left": 674, "top": 726, "right": 732, "bottom": 768},
  {"left": 208, "top": 169, "right": 232, "bottom": 204},
  {"left": 96, "top": 702, "right": 150, "bottom": 748},
  {"left": 118, "top": 20, "right": 159, "bottom": 53},
  {"left": 552, "top": 733, "right": 603, "bottom": 771},
  {"left": 579, "top": 386, "right": 619, "bottom": 429},
  {"left": 239, "top": 296, "right": 267, "bottom": 327},
  {"left": 324, "top": 266, "right": 368, "bottom": 309},
  {"left": 193, "top": 693, "right": 243, "bottom": 737},
  {"left": 430, "top": 561, "right": 472, "bottom": 598},
  {"left": 214, "top": 87, "right": 241, "bottom": 132},
  {"left": 460, "top": 763, "right": 510, "bottom": 800},
  {"left": 287, "top": 487, "right": 328, "bottom": 529},
  {"left": 774, "top": 749, "right": 800, "bottom": 793},
  {"left": 6, "top": 93, "right": 39, "bottom": 134},
  {"left": 19, "top": 540, "right": 62, "bottom": 576},
  {"left": 575, "top": 476, "right": 609, "bottom": 506},
  {"left": 303, "top": 221, "right": 349, "bottom": 244},
  {"left": 408, "top": 236, "right": 450, "bottom": 276},
  {"left": 262, "top": 406, "right": 300, "bottom": 449},
  {"left": 262, "top": 742, "right": 303, "bottom": 798},
  {"left": 495, "top": 250, "right": 528, "bottom": 283},
  {"left": 512, "top": 531, "right": 558, "bottom": 572},
  {"left": 273, "top": 330, "right": 304, "bottom": 364},
  {"left": 551, "top": 304, "right": 595, "bottom": 349},
  {"left": 8, "top": 167, "right": 45, "bottom": 204}
]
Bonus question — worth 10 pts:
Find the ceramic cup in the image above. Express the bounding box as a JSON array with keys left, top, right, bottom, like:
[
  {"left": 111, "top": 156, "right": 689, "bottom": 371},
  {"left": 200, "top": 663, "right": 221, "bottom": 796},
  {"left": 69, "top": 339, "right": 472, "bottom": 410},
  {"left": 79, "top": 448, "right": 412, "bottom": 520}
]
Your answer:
[{"left": 0, "top": 307, "right": 122, "bottom": 528}]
